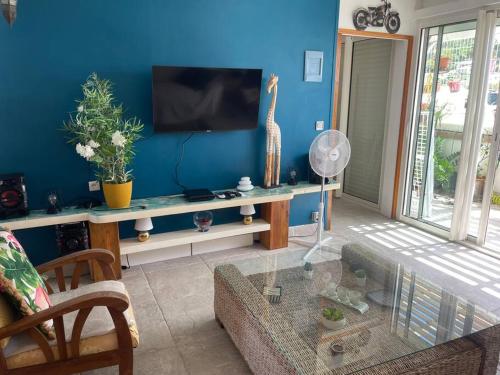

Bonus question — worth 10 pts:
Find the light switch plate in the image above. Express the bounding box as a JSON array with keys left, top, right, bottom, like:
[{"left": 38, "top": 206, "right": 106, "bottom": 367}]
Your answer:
[
  {"left": 88, "top": 180, "right": 101, "bottom": 192},
  {"left": 315, "top": 121, "right": 325, "bottom": 131}
]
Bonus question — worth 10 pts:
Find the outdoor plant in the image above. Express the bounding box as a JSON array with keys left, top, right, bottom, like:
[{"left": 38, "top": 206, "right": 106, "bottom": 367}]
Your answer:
[
  {"left": 434, "top": 137, "right": 459, "bottom": 194},
  {"left": 64, "top": 73, "right": 144, "bottom": 184},
  {"left": 304, "top": 262, "right": 313, "bottom": 271},
  {"left": 322, "top": 308, "right": 344, "bottom": 322},
  {"left": 492, "top": 193, "right": 500, "bottom": 206}
]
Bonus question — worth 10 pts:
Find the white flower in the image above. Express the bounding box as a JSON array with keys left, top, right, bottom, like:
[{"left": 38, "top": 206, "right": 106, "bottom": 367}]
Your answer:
[
  {"left": 88, "top": 140, "right": 100, "bottom": 149},
  {"left": 77, "top": 105, "right": 84, "bottom": 113},
  {"left": 111, "top": 130, "right": 126, "bottom": 148},
  {"left": 75, "top": 143, "right": 95, "bottom": 160}
]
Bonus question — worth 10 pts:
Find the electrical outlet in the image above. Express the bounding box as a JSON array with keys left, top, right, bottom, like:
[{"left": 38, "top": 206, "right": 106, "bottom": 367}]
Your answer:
[
  {"left": 315, "top": 120, "right": 325, "bottom": 131},
  {"left": 88, "top": 180, "right": 100, "bottom": 192},
  {"left": 311, "top": 211, "right": 320, "bottom": 223}
]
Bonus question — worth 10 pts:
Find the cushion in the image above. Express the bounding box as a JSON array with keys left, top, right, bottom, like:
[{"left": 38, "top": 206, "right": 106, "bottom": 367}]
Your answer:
[
  {"left": 3, "top": 280, "right": 139, "bottom": 370},
  {"left": 0, "top": 231, "right": 54, "bottom": 339}
]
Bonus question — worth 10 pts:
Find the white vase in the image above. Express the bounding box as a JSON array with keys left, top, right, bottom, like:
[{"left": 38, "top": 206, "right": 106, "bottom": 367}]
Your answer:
[
  {"left": 304, "top": 270, "right": 313, "bottom": 280},
  {"left": 321, "top": 316, "right": 346, "bottom": 331}
]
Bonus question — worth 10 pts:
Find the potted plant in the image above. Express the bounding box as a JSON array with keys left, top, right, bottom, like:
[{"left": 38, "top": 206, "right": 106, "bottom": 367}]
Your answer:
[
  {"left": 474, "top": 144, "right": 490, "bottom": 203},
  {"left": 64, "top": 73, "right": 143, "bottom": 209},
  {"left": 439, "top": 50, "right": 452, "bottom": 71},
  {"left": 304, "top": 262, "right": 313, "bottom": 280},
  {"left": 354, "top": 269, "right": 366, "bottom": 287},
  {"left": 447, "top": 71, "right": 461, "bottom": 92},
  {"left": 321, "top": 308, "right": 346, "bottom": 331}
]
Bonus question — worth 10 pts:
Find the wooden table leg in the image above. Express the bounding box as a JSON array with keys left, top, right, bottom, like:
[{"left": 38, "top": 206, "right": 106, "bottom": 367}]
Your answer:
[
  {"left": 261, "top": 200, "right": 290, "bottom": 250},
  {"left": 88, "top": 222, "right": 122, "bottom": 281}
]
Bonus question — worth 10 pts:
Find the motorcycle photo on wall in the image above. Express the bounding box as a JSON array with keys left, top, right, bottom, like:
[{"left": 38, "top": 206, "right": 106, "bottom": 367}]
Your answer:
[{"left": 353, "top": 0, "right": 401, "bottom": 34}]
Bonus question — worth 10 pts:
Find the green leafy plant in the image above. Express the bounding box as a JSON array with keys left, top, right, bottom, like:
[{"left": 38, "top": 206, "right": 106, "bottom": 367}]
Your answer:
[
  {"left": 354, "top": 269, "right": 366, "bottom": 278},
  {"left": 64, "top": 73, "right": 144, "bottom": 184},
  {"left": 433, "top": 137, "right": 459, "bottom": 194},
  {"left": 322, "top": 308, "right": 344, "bottom": 322},
  {"left": 492, "top": 193, "right": 500, "bottom": 206},
  {"left": 304, "top": 262, "right": 313, "bottom": 271}
]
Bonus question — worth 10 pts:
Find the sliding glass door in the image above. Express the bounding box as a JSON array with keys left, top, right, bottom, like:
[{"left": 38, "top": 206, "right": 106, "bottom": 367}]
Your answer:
[
  {"left": 405, "top": 21, "right": 477, "bottom": 230},
  {"left": 404, "top": 10, "right": 500, "bottom": 253},
  {"left": 469, "top": 22, "right": 500, "bottom": 240}
]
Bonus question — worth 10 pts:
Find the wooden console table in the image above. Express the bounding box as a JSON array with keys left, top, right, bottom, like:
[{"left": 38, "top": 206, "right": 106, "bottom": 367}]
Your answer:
[{"left": 0, "top": 182, "right": 340, "bottom": 280}]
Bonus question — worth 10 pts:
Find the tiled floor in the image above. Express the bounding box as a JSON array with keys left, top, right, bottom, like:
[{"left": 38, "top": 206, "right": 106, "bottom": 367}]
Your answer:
[{"left": 85, "top": 198, "right": 500, "bottom": 374}]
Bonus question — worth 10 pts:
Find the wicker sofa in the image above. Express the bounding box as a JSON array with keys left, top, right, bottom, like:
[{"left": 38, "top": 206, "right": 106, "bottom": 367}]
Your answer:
[{"left": 214, "top": 245, "right": 500, "bottom": 374}]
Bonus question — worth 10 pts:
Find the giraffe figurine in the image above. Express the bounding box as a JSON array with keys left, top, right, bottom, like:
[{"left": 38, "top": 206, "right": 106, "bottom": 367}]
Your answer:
[{"left": 264, "top": 74, "right": 282, "bottom": 188}]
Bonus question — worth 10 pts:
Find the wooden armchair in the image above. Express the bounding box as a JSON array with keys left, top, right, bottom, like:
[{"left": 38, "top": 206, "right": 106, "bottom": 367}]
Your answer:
[{"left": 0, "top": 249, "right": 138, "bottom": 375}]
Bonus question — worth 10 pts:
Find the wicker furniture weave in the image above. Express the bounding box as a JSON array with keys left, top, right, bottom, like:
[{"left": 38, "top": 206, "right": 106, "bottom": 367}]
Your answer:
[{"left": 214, "top": 244, "right": 500, "bottom": 374}]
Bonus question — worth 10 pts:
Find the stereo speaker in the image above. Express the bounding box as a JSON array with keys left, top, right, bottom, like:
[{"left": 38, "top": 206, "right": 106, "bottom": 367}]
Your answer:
[
  {"left": 55, "top": 222, "right": 90, "bottom": 256},
  {"left": 0, "top": 173, "right": 29, "bottom": 219}
]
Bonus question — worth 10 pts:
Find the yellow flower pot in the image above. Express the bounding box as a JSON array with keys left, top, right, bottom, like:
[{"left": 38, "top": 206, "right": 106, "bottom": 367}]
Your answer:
[{"left": 102, "top": 181, "right": 133, "bottom": 209}]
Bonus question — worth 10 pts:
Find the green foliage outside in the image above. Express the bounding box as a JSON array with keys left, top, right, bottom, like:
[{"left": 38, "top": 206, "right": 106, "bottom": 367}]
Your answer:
[
  {"left": 433, "top": 137, "right": 459, "bottom": 194},
  {"left": 492, "top": 193, "right": 500, "bottom": 206}
]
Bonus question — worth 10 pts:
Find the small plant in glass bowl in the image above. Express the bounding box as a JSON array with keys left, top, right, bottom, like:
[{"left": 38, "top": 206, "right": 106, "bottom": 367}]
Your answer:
[
  {"left": 321, "top": 308, "right": 346, "bottom": 330},
  {"left": 354, "top": 269, "right": 367, "bottom": 288},
  {"left": 303, "top": 262, "right": 313, "bottom": 280}
]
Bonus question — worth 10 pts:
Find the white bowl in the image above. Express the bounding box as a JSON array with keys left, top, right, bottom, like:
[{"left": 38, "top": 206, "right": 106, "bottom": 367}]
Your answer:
[{"left": 321, "top": 316, "right": 346, "bottom": 331}]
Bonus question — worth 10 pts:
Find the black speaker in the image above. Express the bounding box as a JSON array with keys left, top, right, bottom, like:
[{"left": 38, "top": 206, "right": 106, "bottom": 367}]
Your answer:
[
  {"left": 55, "top": 222, "right": 89, "bottom": 256},
  {"left": 308, "top": 165, "right": 331, "bottom": 185},
  {"left": 0, "top": 173, "right": 29, "bottom": 219}
]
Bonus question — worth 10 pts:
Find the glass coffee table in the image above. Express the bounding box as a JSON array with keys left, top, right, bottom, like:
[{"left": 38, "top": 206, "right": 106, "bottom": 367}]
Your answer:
[{"left": 214, "top": 243, "right": 500, "bottom": 375}]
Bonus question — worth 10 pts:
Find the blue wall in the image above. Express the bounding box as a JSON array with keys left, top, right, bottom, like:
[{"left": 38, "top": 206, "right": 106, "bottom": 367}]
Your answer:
[{"left": 0, "top": 0, "right": 339, "bottom": 264}]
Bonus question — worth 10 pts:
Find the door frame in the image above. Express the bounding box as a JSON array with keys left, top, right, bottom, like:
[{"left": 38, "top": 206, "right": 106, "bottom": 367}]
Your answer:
[{"left": 328, "top": 28, "right": 414, "bottom": 229}]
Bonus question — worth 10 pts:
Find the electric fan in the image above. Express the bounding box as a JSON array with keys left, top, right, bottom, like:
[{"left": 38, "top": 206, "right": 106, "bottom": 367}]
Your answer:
[{"left": 303, "top": 130, "right": 351, "bottom": 261}]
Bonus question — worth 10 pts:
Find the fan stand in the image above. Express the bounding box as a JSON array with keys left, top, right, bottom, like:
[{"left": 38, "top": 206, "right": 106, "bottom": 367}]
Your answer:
[{"left": 303, "top": 176, "right": 332, "bottom": 261}]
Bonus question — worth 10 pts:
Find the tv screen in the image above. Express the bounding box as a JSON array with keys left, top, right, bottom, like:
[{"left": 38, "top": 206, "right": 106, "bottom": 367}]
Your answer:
[{"left": 152, "top": 66, "right": 263, "bottom": 132}]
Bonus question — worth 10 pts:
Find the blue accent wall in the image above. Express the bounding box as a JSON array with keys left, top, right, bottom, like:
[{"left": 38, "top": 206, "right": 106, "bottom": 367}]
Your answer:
[{"left": 0, "top": 0, "right": 339, "bottom": 265}]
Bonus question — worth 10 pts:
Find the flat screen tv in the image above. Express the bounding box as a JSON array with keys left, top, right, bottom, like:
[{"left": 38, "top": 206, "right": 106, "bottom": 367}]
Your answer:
[{"left": 152, "top": 66, "right": 263, "bottom": 132}]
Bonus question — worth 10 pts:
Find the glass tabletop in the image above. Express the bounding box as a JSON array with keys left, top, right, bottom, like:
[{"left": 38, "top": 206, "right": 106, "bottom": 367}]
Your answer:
[{"left": 224, "top": 243, "right": 500, "bottom": 374}]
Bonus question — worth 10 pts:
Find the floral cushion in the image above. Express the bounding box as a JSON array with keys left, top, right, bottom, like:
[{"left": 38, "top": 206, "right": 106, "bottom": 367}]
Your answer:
[{"left": 0, "top": 231, "right": 54, "bottom": 339}]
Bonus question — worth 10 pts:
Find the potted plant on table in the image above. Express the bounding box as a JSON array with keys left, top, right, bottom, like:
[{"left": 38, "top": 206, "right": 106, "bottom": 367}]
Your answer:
[
  {"left": 354, "top": 269, "right": 367, "bottom": 288},
  {"left": 64, "top": 73, "right": 143, "bottom": 209},
  {"left": 321, "top": 308, "right": 346, "bottom": 331}
]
